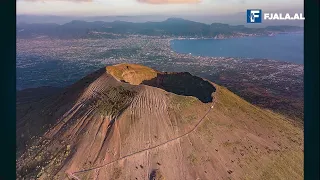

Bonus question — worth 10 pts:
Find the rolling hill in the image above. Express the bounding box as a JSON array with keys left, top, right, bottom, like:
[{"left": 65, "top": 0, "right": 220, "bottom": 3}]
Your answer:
[{"left": 16, "top": 18, "right": 303, "bottom": 39}]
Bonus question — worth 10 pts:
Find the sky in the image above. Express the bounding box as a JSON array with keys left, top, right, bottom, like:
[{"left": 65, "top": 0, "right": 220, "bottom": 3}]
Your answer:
[{"left": 16, "top": 0, "right": 304, "bottom": 16}]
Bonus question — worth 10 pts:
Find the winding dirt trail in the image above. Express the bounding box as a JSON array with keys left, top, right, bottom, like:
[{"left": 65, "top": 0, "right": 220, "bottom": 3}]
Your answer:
[{"left": 69, "top": 100, "right": 215, "bottom": 180}]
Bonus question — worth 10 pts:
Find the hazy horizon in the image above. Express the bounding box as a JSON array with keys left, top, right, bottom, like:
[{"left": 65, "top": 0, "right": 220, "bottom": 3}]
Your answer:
[
  {"left": 16, "top": 11, "right": 305, "bottom": 27},
  {"left": 17, "top": 0, "right": 303, "bottom": 16}
]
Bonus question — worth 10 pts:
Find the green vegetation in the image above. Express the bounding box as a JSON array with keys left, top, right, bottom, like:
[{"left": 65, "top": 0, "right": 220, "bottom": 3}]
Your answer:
[
  {"left": 96, "top": 86, "right": 136, "bottom": 116},
  {"left": 170, "top": 95, "right": 197, "bottom": 110},
  {"left": 243, "top": 150, "right": 303, "bottom": 180},
  {"left": 197, "top": 117, "right": 215, "bottom": 143},
  {"left": 187, "top": 153, "right": 198, "bottom": 165},
  {"left": 167, "top": 94, "right": 199, "bottom": 126},
  {"left": 214, "top": 85, "right": 302, "bottom": 134}
]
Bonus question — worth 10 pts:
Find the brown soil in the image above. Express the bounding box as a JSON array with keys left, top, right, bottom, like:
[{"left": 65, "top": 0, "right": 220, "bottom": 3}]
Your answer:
[{"left": 16, "top": 64, "right": 303, "bottom": 180}]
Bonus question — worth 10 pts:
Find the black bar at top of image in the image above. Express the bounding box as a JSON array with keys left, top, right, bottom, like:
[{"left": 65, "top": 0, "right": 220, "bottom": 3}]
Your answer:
[{"left": 304, "top": 0, "right": 320, "bottom": 179}]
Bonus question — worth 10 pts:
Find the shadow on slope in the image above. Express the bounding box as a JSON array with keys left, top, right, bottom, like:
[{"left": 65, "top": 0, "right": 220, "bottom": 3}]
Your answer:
[
  {"left": 142, "top": 72, "right": 216, "bottom": 103},
  {"left": 16, "top": 67, "right": 107, "bottom": 156}
]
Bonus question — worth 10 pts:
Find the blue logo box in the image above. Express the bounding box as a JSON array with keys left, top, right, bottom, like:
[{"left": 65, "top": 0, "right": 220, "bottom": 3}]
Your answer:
[{"left": 247, "top": 9, "right": 262, "bottom": 23}]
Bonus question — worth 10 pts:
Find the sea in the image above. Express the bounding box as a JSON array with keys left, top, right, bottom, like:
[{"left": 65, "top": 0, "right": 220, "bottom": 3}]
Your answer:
[
  {"left": 16, "top": 33, "right": 303, "bottom": 90},
  {"left": 170, "top": 33, "right": 304, "bottom": 65}
]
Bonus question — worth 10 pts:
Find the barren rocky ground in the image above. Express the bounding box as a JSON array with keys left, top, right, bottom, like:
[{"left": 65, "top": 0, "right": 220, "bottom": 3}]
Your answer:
[{"left": 16, "top": 64, "right": 303, "bottom": 180}]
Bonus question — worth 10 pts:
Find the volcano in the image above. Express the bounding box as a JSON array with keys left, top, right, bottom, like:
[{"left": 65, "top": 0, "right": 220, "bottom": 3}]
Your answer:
[{"left": 16, "top": 64, "right": 303, "bottom": 180}]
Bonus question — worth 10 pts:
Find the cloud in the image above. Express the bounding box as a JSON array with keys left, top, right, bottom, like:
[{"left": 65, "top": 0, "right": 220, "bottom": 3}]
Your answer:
[{"left": 137, "top": 0, "right": 201, "bottom": 4}]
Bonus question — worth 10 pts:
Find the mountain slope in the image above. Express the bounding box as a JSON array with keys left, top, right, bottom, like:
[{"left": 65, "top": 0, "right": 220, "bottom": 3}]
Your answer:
[{"left": 16, "top": 64, "right": 303, "bottom": 180}]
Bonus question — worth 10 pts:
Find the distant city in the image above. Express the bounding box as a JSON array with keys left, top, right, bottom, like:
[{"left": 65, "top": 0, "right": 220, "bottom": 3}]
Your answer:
[{"left": 16, "top": 24, "right": 304, "bottom": 120}]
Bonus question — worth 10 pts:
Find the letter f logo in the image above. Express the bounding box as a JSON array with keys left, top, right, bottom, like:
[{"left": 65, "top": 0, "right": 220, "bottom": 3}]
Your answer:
[{"left": 247, "top": 9, "right": 262, "bottom": 23}]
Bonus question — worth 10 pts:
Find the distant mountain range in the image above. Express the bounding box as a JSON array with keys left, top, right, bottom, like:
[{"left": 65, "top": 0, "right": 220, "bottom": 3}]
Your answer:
[
  {"left": 17, "top": 18, "right": 303, "bottom": 39},
  {"left": 16, "top": 13, "right": 305, "bottom": 27}
]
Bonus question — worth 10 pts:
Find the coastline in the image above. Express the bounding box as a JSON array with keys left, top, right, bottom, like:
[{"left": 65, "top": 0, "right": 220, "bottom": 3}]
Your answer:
[
  {"left": 168, "top": 30, "right": 304, "bottom": 41},
  {"left": 168, "top": 32, "right": 304, "bottom": 65},
  {"left": 17, "top": 33, "right": 303, "bottom": 90}
]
